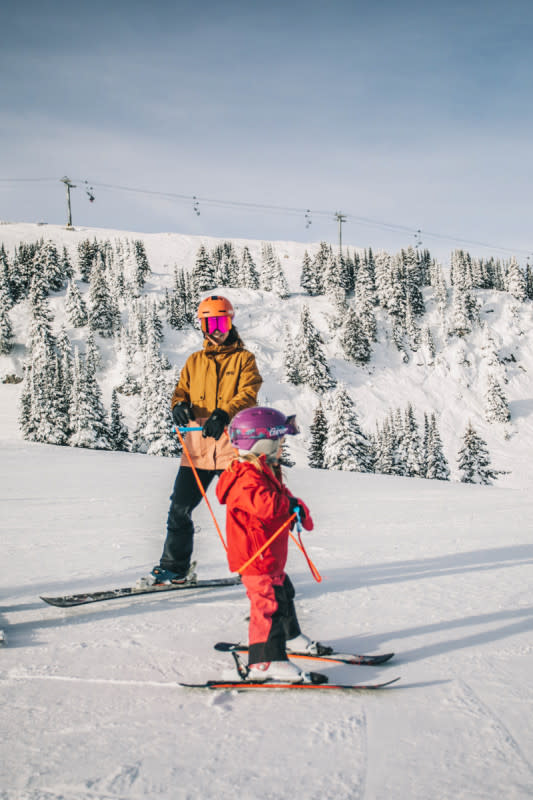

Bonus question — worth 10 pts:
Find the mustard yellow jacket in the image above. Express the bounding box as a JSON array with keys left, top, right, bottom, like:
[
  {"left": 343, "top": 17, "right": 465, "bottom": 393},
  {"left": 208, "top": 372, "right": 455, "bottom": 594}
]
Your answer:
[{"left": 171, "top": 333, "right": 262, "bottom": 470}]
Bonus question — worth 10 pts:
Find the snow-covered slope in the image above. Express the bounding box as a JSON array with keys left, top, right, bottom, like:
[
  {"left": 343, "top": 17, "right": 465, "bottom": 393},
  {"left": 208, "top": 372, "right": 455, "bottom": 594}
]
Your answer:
[
  {"left": 1, "top": 221, "right": 532, "bottom": 488},
  {"left": 1, "top": 386, "right": 532, "bottom": 799}
]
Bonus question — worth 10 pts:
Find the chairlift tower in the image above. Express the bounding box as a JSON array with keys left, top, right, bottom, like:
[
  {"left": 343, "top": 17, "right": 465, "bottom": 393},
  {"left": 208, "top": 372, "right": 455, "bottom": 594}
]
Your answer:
[
  {"left": 60, "top": 176, "right": 76, "bottom": 228},
  {"left": 335, "top": 211, "right": 346, "bottom": 256}
]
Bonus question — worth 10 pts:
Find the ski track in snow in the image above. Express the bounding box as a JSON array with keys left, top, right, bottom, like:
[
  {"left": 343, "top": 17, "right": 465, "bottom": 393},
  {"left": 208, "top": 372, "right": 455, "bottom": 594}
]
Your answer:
[{"left": 455, "top": 678, "right": 533, "bottom": 784}]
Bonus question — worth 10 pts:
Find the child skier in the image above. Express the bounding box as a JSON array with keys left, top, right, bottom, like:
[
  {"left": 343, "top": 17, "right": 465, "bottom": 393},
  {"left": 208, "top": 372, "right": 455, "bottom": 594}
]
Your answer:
[{"left": 216, "top": 406, "right": 331, "bottom": 683}]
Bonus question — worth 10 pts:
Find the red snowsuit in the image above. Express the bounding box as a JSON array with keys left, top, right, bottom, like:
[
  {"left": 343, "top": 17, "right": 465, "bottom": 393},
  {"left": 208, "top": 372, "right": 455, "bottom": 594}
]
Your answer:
[{"left": 216, "top": 455, "right": 313, "bottom": 664}]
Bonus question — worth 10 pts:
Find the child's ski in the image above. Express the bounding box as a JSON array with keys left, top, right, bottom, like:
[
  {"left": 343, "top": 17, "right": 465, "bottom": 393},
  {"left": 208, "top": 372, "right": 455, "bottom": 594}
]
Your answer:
[
  {"left": 41, "top": 577, "right": 241, "bottom": 607},
  {"left": 180, "top": 677, "right": 400, "bottom": 691},
  {"left": 214, "top": 641, "right": 394, "bottom": 666}
]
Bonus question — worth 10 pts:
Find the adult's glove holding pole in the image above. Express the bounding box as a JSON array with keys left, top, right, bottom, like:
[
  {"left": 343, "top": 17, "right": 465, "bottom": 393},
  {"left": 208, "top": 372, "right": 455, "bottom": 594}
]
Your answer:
[
  {"left": 202, "top": 408, "right": 230, "bottom": 441},
  {"left": 172, "top": 402, "right": 191, "bottom": 427}
]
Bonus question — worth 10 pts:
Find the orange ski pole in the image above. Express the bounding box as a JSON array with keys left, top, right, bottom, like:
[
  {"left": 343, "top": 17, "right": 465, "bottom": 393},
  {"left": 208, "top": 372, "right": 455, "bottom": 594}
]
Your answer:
[{"left": 175, "top": 426, "right": 228, "bottom": 553}]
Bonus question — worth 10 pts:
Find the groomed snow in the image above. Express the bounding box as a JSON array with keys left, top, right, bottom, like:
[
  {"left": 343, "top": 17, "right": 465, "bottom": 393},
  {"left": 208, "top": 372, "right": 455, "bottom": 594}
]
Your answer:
[{"left": 1, "top": 383, "right": 532, "bottom": 799}]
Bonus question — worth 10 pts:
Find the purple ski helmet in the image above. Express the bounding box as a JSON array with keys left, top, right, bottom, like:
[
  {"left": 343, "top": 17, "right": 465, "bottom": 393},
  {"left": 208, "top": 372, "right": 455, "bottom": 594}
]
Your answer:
[{"left": 229, "top": 406, "right": 299, "bottom": 453}]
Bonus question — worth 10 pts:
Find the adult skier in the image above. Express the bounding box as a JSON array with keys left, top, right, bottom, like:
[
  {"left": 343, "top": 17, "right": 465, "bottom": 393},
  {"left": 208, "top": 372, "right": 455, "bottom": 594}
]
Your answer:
[{"left": 140, "top": 295, "right": 262, "bottom": 585}]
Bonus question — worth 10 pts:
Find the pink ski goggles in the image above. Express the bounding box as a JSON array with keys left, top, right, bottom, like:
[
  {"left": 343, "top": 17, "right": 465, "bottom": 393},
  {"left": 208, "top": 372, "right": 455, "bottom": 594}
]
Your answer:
[{"left": 201, "top": 315, "right": 232, "bottom": 335}]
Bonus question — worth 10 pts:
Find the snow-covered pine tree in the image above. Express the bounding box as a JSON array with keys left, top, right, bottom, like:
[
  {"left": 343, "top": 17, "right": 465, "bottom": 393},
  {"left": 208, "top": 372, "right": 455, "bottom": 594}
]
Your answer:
[
  {"left": 271, "top": 257, "right": 290, "bottom": 299},
  {"left": 294, "top": 305, "right": 335, "bottom": 393},
  {"left": 192, "top": 245, "right": 216, "bottom": 293},
  {"left": 133, "top": 340, "right": 179, "bottom": 457},
  {"left": 374, "top": 250, "right": 392, "bottom": 308},
  {"left": 402, "top": 404, "right": 422, "bottom": 477},
  {"left": 429, "top": 260, "right": 448, "bottom": 317},
  {"left": 77, "top": 239, "right": 98, "bottom": 282},
  {"left": 38, "top": 240, "right": 63, "bottom": 293},
  {"left": 240, "top": 246, "right": 260, "bottom": 289},
  {"left": 354, "top": 256, "right": 377, "bottom": 343},
  {"left": 339, "top": 306, "right": 371, "bottom": 365},
  {"left": 61, "top": 246, "right": 74, "bottom": 282},
  {"left": 0, "top": 286, "right": 14, "bottom": 354},
  {"left": 307, "top": 402, "right": 327, "bottom": 469},
  {"left": 279, "top": 440, "right": 295, "bottom": 468},
  {"left": 505, "top": 257, "right": 527, "bottom": 302},
  {"left": 65, "top": 279, "right": 88, "bottom": 327},
  {"left": 324, "top": 383, "right": 373, "bottom": 472},
  {"left": 457, "top": 422, "right": 497, "bottom": 485},
  {"left": 485, "top": 374, "right": 511, "bottom": 423},
  {"left": 69, "top": 347, "right": 110, "bottom": 450},
  {"left": 425, "top": 413, "right": 450, "bottom": 480},
  {"left": 300, "top": 250, "right": 319, "bottom": 296},
  {"left": 259, "top": 242, "right": 278, "bottom": 292},
  {"left": 109, "top": 388, "right": 130, "bottom": 451},
  {"left": 134, "top": 240, "right": 151, "bottom": 291},
  {"left": 282, "top": 325, "right": 301, "bottom": 385},
  {"left": 0, "top": 247, "right": 14, "bottom": 310},
  {"left": 88, "top": 255, "right": 116, "bottom": 338}
]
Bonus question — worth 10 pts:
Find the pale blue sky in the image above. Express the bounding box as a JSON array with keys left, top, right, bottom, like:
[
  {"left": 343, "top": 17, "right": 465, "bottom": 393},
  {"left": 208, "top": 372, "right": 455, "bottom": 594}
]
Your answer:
[{"left": 1, "top": 0, "right": 532, "bottom": 260}]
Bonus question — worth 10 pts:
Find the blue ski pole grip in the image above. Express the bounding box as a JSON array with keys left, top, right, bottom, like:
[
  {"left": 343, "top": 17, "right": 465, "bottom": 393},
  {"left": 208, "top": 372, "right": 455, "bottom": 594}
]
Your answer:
[
  {"left": 175, "top": 426, "right": 204, "bottom": 433},
  {"left": 295, "top": 506, "right": 303, "bottom": 532}
]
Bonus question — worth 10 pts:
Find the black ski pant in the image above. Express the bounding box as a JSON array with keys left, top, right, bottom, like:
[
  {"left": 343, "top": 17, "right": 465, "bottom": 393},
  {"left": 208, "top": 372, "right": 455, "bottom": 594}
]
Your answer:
[
  {"left": 244, "top": 573, "right": 302, "bottom": 665},
  {"left": 159, "top": 466, "right": 221, "bottom": 577}
]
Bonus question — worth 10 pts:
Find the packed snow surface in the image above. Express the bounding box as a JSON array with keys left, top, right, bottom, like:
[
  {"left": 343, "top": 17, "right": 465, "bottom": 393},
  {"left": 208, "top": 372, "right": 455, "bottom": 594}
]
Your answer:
[{"left": 1, "top": 384, "right": 532, "bottom": 800}]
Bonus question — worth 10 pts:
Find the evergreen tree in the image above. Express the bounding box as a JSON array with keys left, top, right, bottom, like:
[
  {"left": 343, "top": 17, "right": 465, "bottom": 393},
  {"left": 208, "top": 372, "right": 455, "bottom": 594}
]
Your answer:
[
  {"left": 279, "top": 440, "right": 295, "bottom": 468},
  {"left": 240, "top": 246, "right": 260, "bottom": 289},
  {"left": 402, "top": 404, "right": 421, "bottom": 477},
  {"left": 133, "top": 343, "right": 179, "bottom": 457},
  {"left": 38, "top": 240, "right": 63, "bottom": 292},
  {"left": 77, "top": 239, "right": 98, "bottom": 282},
  {"left": 300, "top": 250, "right": 318, "bottom": 296},
  {"left": 88, "top": 255, "right": 116, "bottom": 338},
  {"left": 294, "top": 305, "right": 335, "bottom": 393},
  {"left": 0, "top": 286, "right": 14, "bottom": 354},
  {"left": 192, "top": 245, "right": 216, "bottom": 293},
  {"left": 425, "top": 413, "right": 450, "bottom": 480},
  {"left": 134, "top": 240, "right": 151, "bottom": 291},
  {"left": 69, "top": 347, "right": 110, "bottom": 449},
  {"left": 485, "top": 374, "right": 511, "bottom": 423},
  {"left": 324, "top": 383, "right": 373, "bottom": 472},
  {"left": 282, "top": 326, "right": 301, "bottom": 385},
  {"left": 506, "top": 257, "right": 527, "bottom": 302},
  {"left": 457, "top": 422, "right": 497, "bottom": 485},
  {"left": 0, "top": 247, "right": 14, "bottom": 310},
  {"left": 109, "top": 388, "right": 130, "bottom": 451},
  {"left": 308, "top": 402, "right": 327, "bottom": 469},
  {"left": 339, "top": 307, "right": 371, "bottom": 365},
  {"left": 65, "top": 280, "right": 88, "bottom": 327}
]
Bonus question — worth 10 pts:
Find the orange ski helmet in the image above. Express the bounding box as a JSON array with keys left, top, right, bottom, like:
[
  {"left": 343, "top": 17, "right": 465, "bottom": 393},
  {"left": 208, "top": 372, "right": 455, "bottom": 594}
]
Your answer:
[{"left": 197, "top": 295, "right": 235, "bottom": 334}]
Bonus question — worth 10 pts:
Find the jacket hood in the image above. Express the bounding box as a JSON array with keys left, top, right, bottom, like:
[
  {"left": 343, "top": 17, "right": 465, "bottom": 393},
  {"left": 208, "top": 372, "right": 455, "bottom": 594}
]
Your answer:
[{"left": 216, "top": 459, "right": 252, "bottom": 505}]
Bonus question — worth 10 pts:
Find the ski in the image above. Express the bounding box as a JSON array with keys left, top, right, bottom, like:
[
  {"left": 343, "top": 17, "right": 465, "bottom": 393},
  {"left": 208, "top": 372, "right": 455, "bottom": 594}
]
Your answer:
[
  {"left": 214, "top": 641, "right": 394, "bottom": 666},
  {"left": 41, "top": 577, "right": 241, "bottom": 608},
  {"left": 180, "top": 677, "right": 400, "bottom": 691}
]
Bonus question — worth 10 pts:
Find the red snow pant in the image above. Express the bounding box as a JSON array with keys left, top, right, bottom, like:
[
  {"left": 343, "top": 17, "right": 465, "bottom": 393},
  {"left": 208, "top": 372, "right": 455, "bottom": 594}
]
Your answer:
[{"left": 241, "top": 572, "right": 301, "bottom": 665}]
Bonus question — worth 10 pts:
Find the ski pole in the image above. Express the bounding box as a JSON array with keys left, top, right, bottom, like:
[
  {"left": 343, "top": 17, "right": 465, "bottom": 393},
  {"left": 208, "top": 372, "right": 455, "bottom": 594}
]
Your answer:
[
  {"left": 174, "top": 426, "right": 228, "bottom": 553},
  {"left": 177, "top": 426, "right": 203, "bottom": 432},
  {"left": 287, "top": 507, "right": 322, "bottom": 582},
  {"left": 236, "top": 513, "right": 298, "bottom": 574}
]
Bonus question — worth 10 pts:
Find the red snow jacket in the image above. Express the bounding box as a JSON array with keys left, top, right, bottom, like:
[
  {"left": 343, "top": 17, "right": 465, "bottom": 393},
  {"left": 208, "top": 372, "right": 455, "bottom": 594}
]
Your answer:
[{"left": 216, "top": 455, "right": 313, "bottom": 576}]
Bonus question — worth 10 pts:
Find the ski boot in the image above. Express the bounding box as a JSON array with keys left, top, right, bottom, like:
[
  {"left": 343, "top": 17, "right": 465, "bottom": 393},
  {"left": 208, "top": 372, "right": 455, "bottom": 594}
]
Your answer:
[
  {"left": 135, "top": 562, "right": 197, "bottom": 589},
  {"left": 286, "top": 633, "right": 334, "bottom": 656}
]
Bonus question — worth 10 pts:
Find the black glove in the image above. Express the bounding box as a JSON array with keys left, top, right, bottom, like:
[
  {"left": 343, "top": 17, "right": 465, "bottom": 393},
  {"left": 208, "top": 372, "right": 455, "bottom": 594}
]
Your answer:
[
  {"left": 288, "top": 497, "right": 306, "bottom": 521},
  {"left": 202, "top": 408, "right": 230, "bottom": 441},
  {"left": 172, "top": 403, "right": 191, "bottom": 427}
]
